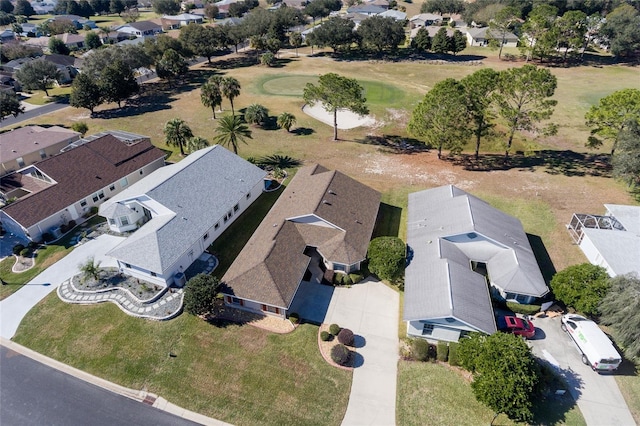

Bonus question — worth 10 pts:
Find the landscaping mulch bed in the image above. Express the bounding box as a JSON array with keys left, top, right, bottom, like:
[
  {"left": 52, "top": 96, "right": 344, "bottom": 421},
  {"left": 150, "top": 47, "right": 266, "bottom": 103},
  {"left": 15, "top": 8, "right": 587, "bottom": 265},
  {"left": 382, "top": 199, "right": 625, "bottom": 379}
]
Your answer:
[
  {"left": 318, "top": 323, "right": 354, "bottom": 370},
  {"left": 205, "top": 300, "right": 295, "bottom": 334},
  {"left": 73, "top": 267, "right": 164, "bottom": 301}
]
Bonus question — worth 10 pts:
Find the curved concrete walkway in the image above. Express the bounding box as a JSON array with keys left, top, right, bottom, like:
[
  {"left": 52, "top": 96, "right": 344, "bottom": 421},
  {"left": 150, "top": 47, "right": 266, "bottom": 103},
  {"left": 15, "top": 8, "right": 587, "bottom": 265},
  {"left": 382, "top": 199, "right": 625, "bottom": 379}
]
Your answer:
[{"left": 324, "top": 278, "right": 400, "bottom": 426}]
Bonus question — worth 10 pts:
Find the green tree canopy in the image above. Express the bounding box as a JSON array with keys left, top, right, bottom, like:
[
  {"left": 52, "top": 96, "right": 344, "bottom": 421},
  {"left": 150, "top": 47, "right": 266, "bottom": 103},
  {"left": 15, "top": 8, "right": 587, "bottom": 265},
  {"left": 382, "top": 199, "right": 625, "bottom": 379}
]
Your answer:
[
  {"left": 0, "top": 91, "right": 25, "bottom": 121},
  {"left": 366, "top": 236, "right": 405, "bottom": 283},
  {"left": 213, "top": 114, "right": 252, "bottom": 154},
  {"left": 305, "top": 16, "right": 356, "bottom": 53},
  {"left": 450, "top": 29, "right": 467, "bottom": 55},
  {"left": 461, "top": 68, "right": 499, "bottom": 159},
  {"left": 164, "top": 117, "right": 193, "bottom": 156},
  {"left": 220, "top": 76, "right": 241, "bottom": 115},
  {"left": 600, "top": 274, "right": 640, "bottom": 362},
  {"left": 356, "top": 16, "right": 406, "bottom": 53},
  {"left": 156, "top": 48, "right": 188, "bottom": 83},
  {"left": 555, "top": 10, "right": 587, "bottom": 63},
  {"left": 611, "top": 119, "right": 640, "bottom": 187},
  {"left": 49, "top": 37, "right": 70, "bottom": 55},
  {"left": 14, "top": 0, "right": 36, "bottom": 16},
  {"left": 152, "top": 0, "right": 180, "bottom": 15},
  {"left": 180, "top": 24, "right": 223, "bottom": 63},
  {"left": 493, "top": 64, "right": 557, "bottom": 158},
  {"left": 411, "top": 27, "right": 431, "bottom": 52},
  {"left": 431, "top": 27, "right": 450, "bottom": 54},
  {"left": 99, "top": 59, "right": 139, "bottom": 108},
  {"left": 550, "top": 263, "right": 610, "bottom": 316},
  {"left": 0, "top": 0, "right": 14, "bottom": 13},
  {"left": 82, "top": 45, "right": 153, "bottom": 78},
  {"left": 585, "top": 88, "right": 640, "bottom": 156},
  {"left": 16, "top": 59, "right": 61, "bottom": 96},
  {"left": 184, "top": 274, "right": 220, "bottom": 316},
  {"left": 303, "top": 73, "right": 368, "bottom": 141},
  {"left": 186, "top": 136, "right": 210, "bottom": 153},
  {"left": 519, "top": 4, "right": 558, "bottom": 62},
  {"left": 85, "top": 31, "right": 102, "bottom": 50},
  {"left": 488, "top": 5, "right": 519, "bottom": 59},
  {"left": 408, "top": 78, "right": 470, "bottom": 158},
  {"left": 599, "top": 4, "right": 640, "bottom": 58},
  {"left": 289, "top": 31, "right": 303, "bottom": 57},
  {"left": 244, "top": 103, "right": 269, "bottom": 126},
  {"left": 70, "top": 72, "right": 102, "bottom": 115},
  {"left": 79, "top": 257, "right": 102, "bottom": 283}
]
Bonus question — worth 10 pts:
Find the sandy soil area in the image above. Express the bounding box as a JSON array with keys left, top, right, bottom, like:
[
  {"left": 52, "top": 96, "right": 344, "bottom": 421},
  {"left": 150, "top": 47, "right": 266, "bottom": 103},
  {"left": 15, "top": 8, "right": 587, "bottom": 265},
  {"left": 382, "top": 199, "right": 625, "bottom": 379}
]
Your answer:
[{"left": 303, "top": 103, "right": 378, "bottom": 129}]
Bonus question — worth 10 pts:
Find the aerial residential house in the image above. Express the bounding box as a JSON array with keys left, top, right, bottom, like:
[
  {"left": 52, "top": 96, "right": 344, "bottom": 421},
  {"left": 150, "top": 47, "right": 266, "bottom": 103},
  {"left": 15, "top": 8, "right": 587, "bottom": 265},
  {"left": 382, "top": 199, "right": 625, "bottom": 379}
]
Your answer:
[
  {"left": 32, "top": 0, "right": 57, "bottom": 14},
  {"left": 404, "top": 185, "right": 550, "bottom": 342},
  {"left": 379, "top": 9, "right": 407, "bottom": 22},
  {"left": 0, "top": 132, "right": 165, "bottom": 241},
  {"left": 568, "top": 204, "right": 640, "bottom": 278},
  {"left": 410, "top": 25, "right": 454, "bottom": 40},
  {"left": 466, "top": 27, "right": 519, "bottom": 47},
  {"left": 222, "top": 164, "right": 380, "bottom": 318},
  {"left": 162, "top": 13, "right": 204, "bottom": 28},
  {"left": 115, "top": 21, "right": 163, "bottom": 38},
  {"left": 346, "top": 4, "right": 387, "bottom": 15},
  {"left": 0, "top": 126, "right": 81, "bottom": 177},
  {"left": 409, "top": 13, "right": 444, "bottom": 28},
  {"left": 100, "top": 146, "right": 266, "bottom": 287},
  {"left": 48, "top": 15, "right": 97, "bottom": 30}
]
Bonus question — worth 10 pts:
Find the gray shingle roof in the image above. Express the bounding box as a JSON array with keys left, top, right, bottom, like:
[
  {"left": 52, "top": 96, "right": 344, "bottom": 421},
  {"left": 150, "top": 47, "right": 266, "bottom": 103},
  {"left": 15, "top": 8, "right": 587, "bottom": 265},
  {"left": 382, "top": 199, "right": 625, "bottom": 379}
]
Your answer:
[
  {"left": 103, "top": 146, "right": 267, "bottom": 274},
  {"left": 404, "top": 185, "right": 549, "bottom": 333}
]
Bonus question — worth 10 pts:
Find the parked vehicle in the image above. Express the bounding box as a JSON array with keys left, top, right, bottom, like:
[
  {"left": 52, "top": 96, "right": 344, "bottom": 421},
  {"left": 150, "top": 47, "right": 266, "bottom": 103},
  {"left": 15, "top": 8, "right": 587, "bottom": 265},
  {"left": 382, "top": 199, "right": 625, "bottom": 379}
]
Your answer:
[
  {"left": 561, "top": 314, "right": 622, "bottom": 372},
  {"left": 497, "top": 315, "right": 536, "bottom": 339}
]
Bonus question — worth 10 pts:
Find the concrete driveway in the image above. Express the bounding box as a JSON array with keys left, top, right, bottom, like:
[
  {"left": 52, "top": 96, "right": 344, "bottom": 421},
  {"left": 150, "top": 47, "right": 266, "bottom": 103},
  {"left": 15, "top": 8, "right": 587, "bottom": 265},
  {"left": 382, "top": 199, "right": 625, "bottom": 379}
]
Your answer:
[
  {"left": 528, "top": 315, "right": 636, "bottom": 426},
  {"left": 324, "top": 278, "right": 399, "bottom": 426},
  {"left": 0, "top": 235, "right": 124, "bottom": 339}
]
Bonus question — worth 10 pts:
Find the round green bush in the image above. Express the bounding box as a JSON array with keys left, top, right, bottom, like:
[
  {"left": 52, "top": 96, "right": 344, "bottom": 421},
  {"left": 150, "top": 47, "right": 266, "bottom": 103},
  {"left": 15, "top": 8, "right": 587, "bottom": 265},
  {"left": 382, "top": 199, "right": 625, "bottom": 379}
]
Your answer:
[
  {"left": 320, "top": 330, "right": 331, "bottom": 341},
  {"left": 12, "top": 244, "right": 25, "bottom": 255},
  {"left": 367, "top": 236, "right": 406, "bottom": 282},
  {"left": 331, "top": 344, "right": 351, "bottom": 366},
  {"left": 337, "top": 328, "right": 354, "bottom": 346},
  {"left": 329, "top": 323, "right": 341, "bottom": 335},
  {"left": 411, "top": 338, "right": 429, "bottom": 361},
  {"left": 289, "top": 312, "right": 300, "bottom": 324}
]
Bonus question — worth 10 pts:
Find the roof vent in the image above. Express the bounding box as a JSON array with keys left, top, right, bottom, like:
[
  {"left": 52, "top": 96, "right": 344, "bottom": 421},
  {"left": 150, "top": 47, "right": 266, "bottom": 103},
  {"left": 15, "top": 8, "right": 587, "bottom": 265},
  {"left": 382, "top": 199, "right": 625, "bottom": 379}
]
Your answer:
[
  {"left": 182, "top": 217, "right": 187, "bottom": 220},
  {"left": 328, "top": 190, "right": 336, "bottom": 195},
  {"left": 322, "top": 200, "right": 331, "bottom": 205}
]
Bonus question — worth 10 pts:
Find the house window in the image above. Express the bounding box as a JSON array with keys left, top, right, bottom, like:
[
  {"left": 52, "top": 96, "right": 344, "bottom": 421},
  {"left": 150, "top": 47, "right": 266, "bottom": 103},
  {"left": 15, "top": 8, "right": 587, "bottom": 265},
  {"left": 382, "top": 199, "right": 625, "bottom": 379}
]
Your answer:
[
  {"left": 422, "top": 323, "right": 434, "bottom": 336},
  {"left": 109, "top": 185, "right": 115, "bottom": 191},
  {"left": 228, "top": 296, "right": 243, "bottom": 306},
  {"left": 333, "top": 263, "right": 346, "bottom": 272},
  {"left": 39, "top": 149, "right": 46, "bottom": 159},
  {"left": 233, "top": 204, "right": 239, "bottom": 212},
  {"left": 80, "top": 200, "right": 87, "bottom": 207},
  {"left": 223, "top": 215, "right": 228, "bottom": 223},
  {"left": 108, "top": 218, "right": 115, "bottom": 225},
  {"left": 17, "top": 157, "right": 25, "bottom": 167},
  {"left": 120, "top": 216, "right": 129, "bottom": 226},
  {"left": 151, "top": 272, "right": 157, "bottom": 277},
  {"left": 98, "top": 191, "right": 105, "bottom": 199},
  {"left": 214, "top": 222, "right": 220, "bottom": 230},
  {"left": 261, "top": 305, "right": 280, "bottom": 314},
  {"left": 203, "top": 233, "right": 209, "bottom": 241},
  {"left": 120, "top": 177, "right": 128, "bottom": 187}
]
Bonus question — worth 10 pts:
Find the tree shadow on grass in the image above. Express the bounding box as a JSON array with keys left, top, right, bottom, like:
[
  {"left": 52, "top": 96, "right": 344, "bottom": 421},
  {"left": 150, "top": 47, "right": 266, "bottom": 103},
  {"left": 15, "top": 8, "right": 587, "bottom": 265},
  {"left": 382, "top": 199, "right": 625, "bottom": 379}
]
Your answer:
[
  {"left": 355, "top": 134, "right": 428, "bottom": 154},
  {"left": 269, "top": 58, "right": 294, "bottom": 68},
  {"left": 292, "top": 127, "right": 314, "bottom": 136},
  {"left": 449, "top": 151, "right": 611, "bottom": 177},
  {"left": 210, "top": 54, "right": 259, "bottom": 70},
  {"left": 329, "top": 49, "right": 487, "bottom": 64}
]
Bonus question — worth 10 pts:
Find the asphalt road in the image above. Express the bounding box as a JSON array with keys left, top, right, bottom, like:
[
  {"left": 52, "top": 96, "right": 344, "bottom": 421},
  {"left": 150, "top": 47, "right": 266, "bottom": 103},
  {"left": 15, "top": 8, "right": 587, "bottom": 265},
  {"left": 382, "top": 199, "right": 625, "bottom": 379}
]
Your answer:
[
  {"left": 0, "top": 101, "right": 69, "bottom": 129},
  {"left": 0, "top": 345, "right": 201, "bottom": 426}
]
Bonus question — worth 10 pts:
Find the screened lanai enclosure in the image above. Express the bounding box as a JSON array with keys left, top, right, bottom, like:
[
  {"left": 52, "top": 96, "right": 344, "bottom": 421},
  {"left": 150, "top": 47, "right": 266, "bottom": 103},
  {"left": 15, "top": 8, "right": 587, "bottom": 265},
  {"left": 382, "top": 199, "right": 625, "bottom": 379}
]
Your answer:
[{"left": 567, "top": 213, "right": 627, "bottom": 244}]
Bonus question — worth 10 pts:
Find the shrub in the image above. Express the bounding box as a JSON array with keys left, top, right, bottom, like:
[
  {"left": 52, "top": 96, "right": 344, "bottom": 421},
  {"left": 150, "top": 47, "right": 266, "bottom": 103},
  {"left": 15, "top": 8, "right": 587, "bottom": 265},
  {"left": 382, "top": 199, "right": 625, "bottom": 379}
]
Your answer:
[
  {"left": 331, "top": 344, "right": 351, "bottom": 366},
  {"left": 27, "top": 241, "right": 38, "bottom": 250},
  {"left": 41, "top": 232, "right": 53, "bottom": 242},
  {"left": 550, "top": 263, "right": 610, "bottom": 316},
  {"left": 349, "top": 272, "right": 364, "bottom": 283},
  {"left": 20, "top": 248, "right": 30, "bottom": 257},
  {"left": 183, "top": 274, "right": 221, "bottom": 316},
  {"left": 367, "top": 236, "right": 406, "bottom": 282},
  {"left": 411, "top": 338, "right": 430, "bottom": 361},
  {"left": 320, "top": 330, "right": 331, "bottom": 341},
  {"left": 338, "top": 328, "right": 354, "bottom": 346},
  {"left": 60, "top": 223, "right": 68, "bottom": 234},
  {"left": 329, "top": 323, "right": 341, "bottom": 335},
  {"left": 90, "top": 206, "right": 98, "bottom": 215},
  {"left": 334, "top": 273, "right": 344, "bottom": 285},
  {"left": 437, "top": 341, "right": 449, "bottom": 362},
  {"left": 71, "top": 121, "right": 88, "bottom": 136},
  {"left": 289, "top": 312, "right": 300, "bottom": 324},
  {"left": 12, "top": 244, "right": 25, "bottom": 255},
  {"left": 506, "top": 302, "right": 541, "bottom": 316},
  {"left": 448, "top": 342, "right": 459, "bottom": 366},
  {"left": 343, "top": 274, "right": 353, "bottom": 285},
  {"left": 68, "top": 220, "right": 77, "bottom": 229}
]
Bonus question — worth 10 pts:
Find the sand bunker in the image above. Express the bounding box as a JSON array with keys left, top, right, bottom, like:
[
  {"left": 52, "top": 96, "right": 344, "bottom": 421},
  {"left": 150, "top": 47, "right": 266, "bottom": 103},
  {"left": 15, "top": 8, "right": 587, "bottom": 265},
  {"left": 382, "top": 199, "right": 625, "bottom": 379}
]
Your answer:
[{"left": 303, "top": 103, "right": 377, "bottom": 130}]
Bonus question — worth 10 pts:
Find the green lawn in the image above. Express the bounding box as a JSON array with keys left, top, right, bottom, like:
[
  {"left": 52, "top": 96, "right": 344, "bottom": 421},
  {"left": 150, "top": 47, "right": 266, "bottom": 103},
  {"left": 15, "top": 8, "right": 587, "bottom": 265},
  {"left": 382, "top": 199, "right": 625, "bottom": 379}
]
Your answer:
[
  {"left": 14, "top": 299, "right": 351, "bottom": 426},
  {"left": 23, "top": 86, "right": 72, "bottom": 106},
  {"left": 397, "top": 361, "right": 586, "bottom": 426},
  {"left": 616, "top": 365, "right": 640, "bottom": 425}
]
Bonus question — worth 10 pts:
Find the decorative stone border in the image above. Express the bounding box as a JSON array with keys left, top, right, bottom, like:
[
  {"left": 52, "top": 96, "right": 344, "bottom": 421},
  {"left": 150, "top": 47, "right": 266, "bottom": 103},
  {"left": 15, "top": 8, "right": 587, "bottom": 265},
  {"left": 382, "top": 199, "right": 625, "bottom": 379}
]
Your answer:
[
  {"left": 11, "top": 252, "right": 36, "bottom": 273},
  {"left": 69, "top": 275, "right": 168, "bottom": 304}
]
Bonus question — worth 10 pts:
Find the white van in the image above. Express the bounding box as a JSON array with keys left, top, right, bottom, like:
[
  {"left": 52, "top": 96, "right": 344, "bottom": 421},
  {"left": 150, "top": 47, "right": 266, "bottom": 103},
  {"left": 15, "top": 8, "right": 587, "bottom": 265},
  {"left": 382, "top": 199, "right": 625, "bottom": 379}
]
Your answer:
[{"left": 561, "top": 314, "right": 622, "bottom": 372}]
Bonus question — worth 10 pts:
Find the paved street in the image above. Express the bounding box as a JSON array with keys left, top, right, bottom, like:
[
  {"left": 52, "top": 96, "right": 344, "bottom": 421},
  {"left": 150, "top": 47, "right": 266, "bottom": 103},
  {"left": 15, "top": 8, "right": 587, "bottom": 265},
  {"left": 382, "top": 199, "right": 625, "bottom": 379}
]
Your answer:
[
  {"left": 0, "top": 344, "right": 201, "bottom": 426},
  {"left": 528, "top": 315, "right": 636, "bottom": 426},
  {"left": 0, "top": 101, "right": 69, "bottom": 128}
]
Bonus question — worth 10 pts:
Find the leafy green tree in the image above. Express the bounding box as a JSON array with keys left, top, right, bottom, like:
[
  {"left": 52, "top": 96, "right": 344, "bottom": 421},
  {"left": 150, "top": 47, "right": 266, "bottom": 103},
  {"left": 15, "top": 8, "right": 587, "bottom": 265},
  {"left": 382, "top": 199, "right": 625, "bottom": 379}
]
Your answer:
[
  {"left": 164, "top": 118, "right": 193, "bottom": 156},
  {"left": 156, "top": 48, "right": 188, "bottom": 83},
  {"left": 277, "top": 112, "right": 296, "bottom": 132},
  {"left": 14, "top": 0, "right": 35, "bottom": 16},
  {"left": 70, "top": 73, "right": 102, "bottom": 115},
  {"left": 493, "top": 64, "right": 557, "bottom": 158},
  {"left": 213, "top": 114, "right": 252, "bottom": 154},
  {"left": 431, "top": 27, "right": 450, "bottom": 54},
  {"left": 421, "top": 0, "right": 464, "bottom": 14},
  {"left": 304, "top": 0, "right": 330, "bottom": 24},
  {"left": 90, "top": 0, "right": 107, "bottom": 14},
  {"left": 244, "top": 103, "right": 269, "bottom": 126},
  {"left": 0, "top": 0, "right": 14, "bottom": 13},
  {"left": 82, "top": 45, "right": 153, "bottom": 78},
  {"left": 555, "top": 10, "right": 587, "bottom": 63},
  {"left": 110, "top": 0, "right": 125, "bottom": 15},
  {"left": 78, "top": 0, "right": 94, "bottom": 18},
  {"left": 205, "top": 3, "right": 219, "bottom": 20},
  {"left": 408, "top": 78, "right": 470, "bottom": 158},
  {"left": 152, "top": 0, "right": 180, "bottom": 14},
  {"left": 16, "top": 60, "right": 61, "bottom": 96},
  {"left": 411, "top": 27, "right": 431, "bottom": 52},
  {"left": 79, "top": 257, "right": 102, "bottom": 283},
  {"left": 461, "top": 68, "right": 499, "bottom": 160},
  {"left": 600, "top": 274, "right": 640, "bottom": 362},
  {"left": 144, "top": 34, "right": 190, "bottom": 62},
  {"left": 0, "top": 92, "right": 25, "bottom": 122},
  {"left": 186, "top": 136, "right": 210, "bottom": 153},
  {"left": 366, "top": 236, "right": 405, "bottom": 283},
  {"left": 520, "top": 4, "right": 558, "bottom": 62},
  {"left": 612, "top": 120, "right": 640, "bottom": 187},
  {"left": 122, "top": 7, "right": 140, "bottom": 23},
  {"left": 49, "top": 38, "right": 70, "bottom": 55},
  {"left": 449, "top": 29, "right": 467, "bottom": 55},
  {"left": 180, "top": 24, "right": 222, "bottom": 63},
  {"left": 356, "top": 16, "right": 406, "bottom": 53},
  {"left": 85, "top": 32, "right": 102, "bottom": 50},
  {"left": 200, "top": 77, "right": 223, "bottom": 119},
  {"left": 306, "top": 16, "right": 356, "bottom": 53},
  {"left": 459, "top": 332, "right": 539, "bottom": 424},
  {"left": 550, "top": 263, "right": 610, "bottom": 316},
  {"left": 599, "top": 4, "right": 640, "bottom": 58},
  {"left": 221, "top": 76, "right": 241, "bottom": 115},
  {"left": 488, "top": 6, "right": 519, "bottom": 59},
  {"left": 184, "top": 274, "right": 220, "bottom": 316},
  {"left": 260, "top": 51, "right": 275, "bottom": 66},
  {"left": 0, "top": 12, "right": 15, "bottom": 26},
  {"left": 289, "top": 31, "right": 303, "bottom": 57},
  {"left": 99, "top": 59, "right": 139, "bottom": 108},
  {"left": 71, "top": 121, "right": 89, "bottom": 136},
  {"left": 303, "top": 73, "right": 368, "bottom": 141},
  {"left": 585, "top": 88, "right": 640, "bottom": 156}
]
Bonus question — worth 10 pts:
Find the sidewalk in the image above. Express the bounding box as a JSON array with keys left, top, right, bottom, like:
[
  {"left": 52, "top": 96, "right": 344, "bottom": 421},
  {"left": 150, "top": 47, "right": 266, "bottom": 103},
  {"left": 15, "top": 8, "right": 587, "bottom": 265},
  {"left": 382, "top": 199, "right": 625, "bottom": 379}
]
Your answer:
[{"left": 1, "top": 337, "right": 231, "bottom": 426}]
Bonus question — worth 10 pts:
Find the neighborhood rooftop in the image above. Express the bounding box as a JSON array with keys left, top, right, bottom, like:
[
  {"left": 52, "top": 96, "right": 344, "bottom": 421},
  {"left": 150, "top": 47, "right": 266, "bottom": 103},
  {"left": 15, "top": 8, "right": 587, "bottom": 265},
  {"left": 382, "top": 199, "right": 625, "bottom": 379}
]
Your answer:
[{"left": 0, "top": 125, "right": 79, "bottom": 163}]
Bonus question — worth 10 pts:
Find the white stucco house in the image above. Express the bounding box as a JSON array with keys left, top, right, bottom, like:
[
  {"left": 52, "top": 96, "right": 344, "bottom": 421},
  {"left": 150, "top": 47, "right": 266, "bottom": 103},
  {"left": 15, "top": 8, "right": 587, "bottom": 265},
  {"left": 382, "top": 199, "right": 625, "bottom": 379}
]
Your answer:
[
  {"left": 568, "top": 204, "right": 640, "bottom": 278},
  {"left": 404, "top": 185, "right": 550, "bottom": 342},
  {"left": 99, "top": 146, "right": 267, "bottom": 287},
  {"left": 465, "top": 27, "right": 518, "bottom": 47}
]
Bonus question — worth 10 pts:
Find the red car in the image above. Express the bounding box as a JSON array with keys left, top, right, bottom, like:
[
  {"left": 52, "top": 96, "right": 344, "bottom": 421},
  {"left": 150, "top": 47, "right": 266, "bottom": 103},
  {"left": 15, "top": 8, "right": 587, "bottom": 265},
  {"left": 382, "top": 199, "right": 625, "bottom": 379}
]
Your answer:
[{"left": 497, "top": 316, "right": 536, "bottom": 339}]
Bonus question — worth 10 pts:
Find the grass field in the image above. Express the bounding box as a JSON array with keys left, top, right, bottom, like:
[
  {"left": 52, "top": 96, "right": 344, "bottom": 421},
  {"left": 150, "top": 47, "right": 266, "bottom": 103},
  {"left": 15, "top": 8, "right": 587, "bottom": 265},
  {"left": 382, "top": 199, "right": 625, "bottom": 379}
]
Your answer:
[{"left": 23, "top": 86, "right": 72, "bottom": 106}]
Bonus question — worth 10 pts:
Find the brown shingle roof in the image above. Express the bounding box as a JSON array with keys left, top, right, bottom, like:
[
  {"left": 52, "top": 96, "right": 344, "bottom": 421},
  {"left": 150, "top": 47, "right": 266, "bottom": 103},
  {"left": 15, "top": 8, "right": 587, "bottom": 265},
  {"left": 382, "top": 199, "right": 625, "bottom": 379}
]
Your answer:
[
  {"left": 2, "top": 135, "right": 165, "bottom": 228},
  {"left": 0, "top": 125, "right": 80, "bottom": 163},
  {"left": 222, "top": 164, "right": 380, "bottom": 308}
]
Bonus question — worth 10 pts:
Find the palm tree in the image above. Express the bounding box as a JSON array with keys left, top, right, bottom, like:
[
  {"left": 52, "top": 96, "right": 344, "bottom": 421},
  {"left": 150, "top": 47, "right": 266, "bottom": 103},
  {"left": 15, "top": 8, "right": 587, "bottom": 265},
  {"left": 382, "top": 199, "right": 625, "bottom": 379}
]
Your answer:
[
  {"left": 244, "top": 103, "right": 269, "bottom": 127},
  {"left": 200, "top": 80, "right": 223, "bottom": 119},
  {"left": 187, "top": 136, "right": 210, "bottom": 153},
  {"left": 79, "top": 257, "right": 101, "bottom": 283},
  {"left": 164, "top": 118, "right": 193, "bottom": 156},
  {"left": 277, "top": 112, "right": 296, "bottom": 132},
  {"left": 221, "top": 76, "right": 241, "bottom": 116},
  {"left": 213, "top": 114, "right": 252, "bottom": 155}
]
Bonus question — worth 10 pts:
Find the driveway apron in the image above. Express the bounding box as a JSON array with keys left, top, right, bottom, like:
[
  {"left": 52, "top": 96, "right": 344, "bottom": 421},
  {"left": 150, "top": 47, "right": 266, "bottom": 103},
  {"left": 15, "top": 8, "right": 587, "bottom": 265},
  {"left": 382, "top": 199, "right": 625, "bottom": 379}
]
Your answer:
[
  {"left": 324, "top": 278, "right": 399, "bottom": 426},
  {"left": 0, "top": 235, "right": 125, "bottom": 339},
  {"left": 528, "top": 315, "right": 636, "bottom": 426}
]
